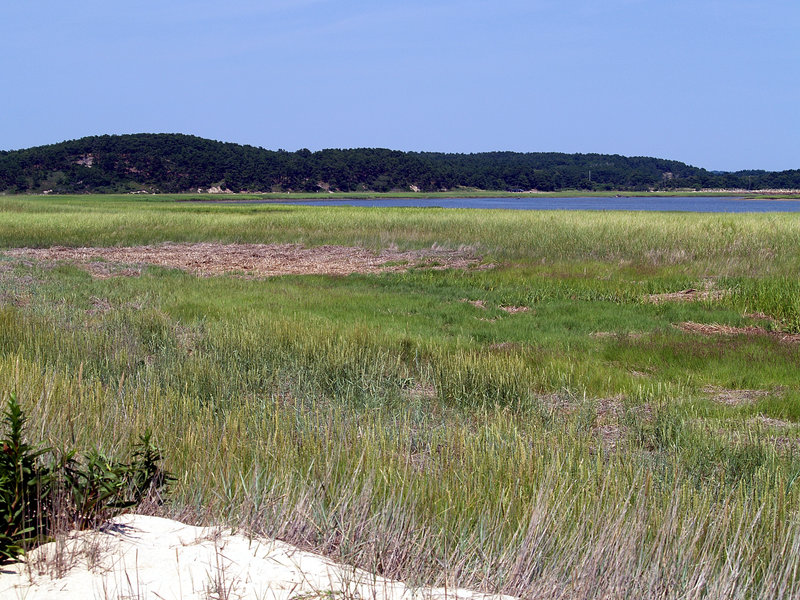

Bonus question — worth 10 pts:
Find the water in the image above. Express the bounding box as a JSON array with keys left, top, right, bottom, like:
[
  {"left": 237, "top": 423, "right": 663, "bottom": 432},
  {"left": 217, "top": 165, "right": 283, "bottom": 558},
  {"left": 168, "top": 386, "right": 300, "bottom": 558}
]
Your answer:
[{"left": 266, "top": 196, "right": 800, "bottom": 213}]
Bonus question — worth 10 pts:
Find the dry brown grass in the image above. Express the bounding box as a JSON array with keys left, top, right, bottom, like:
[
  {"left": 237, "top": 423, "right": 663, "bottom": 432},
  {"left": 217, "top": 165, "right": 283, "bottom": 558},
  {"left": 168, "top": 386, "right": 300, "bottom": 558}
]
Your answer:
[
  {"left": 677, "top": 321, "right": 800, "bottom": 343},
  {"left": 4, "top": 243, "right": 483, "bottom": 279}
]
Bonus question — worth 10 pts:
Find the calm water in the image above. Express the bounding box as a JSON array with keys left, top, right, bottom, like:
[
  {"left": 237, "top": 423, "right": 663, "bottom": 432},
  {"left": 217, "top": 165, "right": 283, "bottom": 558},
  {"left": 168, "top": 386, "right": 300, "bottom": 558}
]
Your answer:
[{"left": 266, "top": 196, "right": 800, "bottom": 213}]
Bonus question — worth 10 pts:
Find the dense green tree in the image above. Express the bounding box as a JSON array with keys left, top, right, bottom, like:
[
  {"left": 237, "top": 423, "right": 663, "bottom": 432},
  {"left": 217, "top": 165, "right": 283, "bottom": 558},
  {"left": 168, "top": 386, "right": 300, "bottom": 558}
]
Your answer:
[{"left": 0, "top": 134, "right": 797, "bottom": 194}]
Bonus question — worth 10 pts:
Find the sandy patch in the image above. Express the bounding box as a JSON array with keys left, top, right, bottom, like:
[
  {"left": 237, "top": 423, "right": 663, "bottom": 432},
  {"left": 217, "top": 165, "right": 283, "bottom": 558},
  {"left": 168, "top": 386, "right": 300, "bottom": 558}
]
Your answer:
[
  {"left": 0, "top": 515, "right": 515, "bottom": 600},
  {"left": 3, "top": 243, "right": 483, "bottom": 279},
  {"left": 676, "top": 321, "right": 800, "bottom": 343}
]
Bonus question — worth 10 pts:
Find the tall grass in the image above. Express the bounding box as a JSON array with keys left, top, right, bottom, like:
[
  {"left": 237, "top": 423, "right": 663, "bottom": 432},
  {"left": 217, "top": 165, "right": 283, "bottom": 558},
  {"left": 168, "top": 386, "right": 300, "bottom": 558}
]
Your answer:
[
  {"left": 3, "top": 350, "right": 800, "bottom": 597},
  {"left": 2, "top": 197, "right": 800, "bottom": 596}
]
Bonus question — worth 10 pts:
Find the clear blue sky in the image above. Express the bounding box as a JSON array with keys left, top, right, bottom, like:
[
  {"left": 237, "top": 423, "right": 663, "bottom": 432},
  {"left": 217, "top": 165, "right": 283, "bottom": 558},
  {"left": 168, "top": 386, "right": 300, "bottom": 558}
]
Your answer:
[{"left": 2, "top": 0, "right": 798, "bottom": 171}]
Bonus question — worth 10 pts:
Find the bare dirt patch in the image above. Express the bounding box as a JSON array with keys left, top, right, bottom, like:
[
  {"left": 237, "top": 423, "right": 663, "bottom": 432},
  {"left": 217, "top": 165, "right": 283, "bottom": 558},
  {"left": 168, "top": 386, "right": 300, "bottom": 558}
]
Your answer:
[
  {"left": 751, "top": 415, "right": 794, "bottom": 429},
  {"left": 86, "top": 296, "right": 113, "bottom": 315},
  {"left": 676, "top": 321, "right": 800, "bottom": 343},
  {"left": 702, "top": 385, "right": 771, "bottom": 406},
  {"left": 645, "top": 288, "right": 729, "bottom": 304},
  {"left": 716, "top": 426, "right": 800, "bottom": 453},
  {"left": 745, "top": 311, "right": 781, "bottom": 324},
  {"left": 592, "top": 395, "right": 626, "bottom": 450},
  {"left": 591, "top": 398, "right": 654, "bottom": 452},
  {"left": 462, "top": 298, "right": 487, "bottom": 309},
  {"left": 460, "top": 300, "right": 530, "bottom": 316},
  {"left": 499, "top": 305, "right": 529, "bottom": 314},
  {"left": 590, "top": 331, "right": 646, "bottom": 340},
  {"left": 0, "top": 261, "right": 39, "bottom": 307},
  {"left": 544, "top": 393, "right": 644, "bottom": 452},
  {"left": 405, "top": 381, "right": 437, "bottom": 401},
  {"left": 595, "top": 395, "right": 625, "bottom": 420},
  {"left": 488, "top": 341, "right": 522, "bottom": 352},
  {"left": 767, "top": 436, "right": 800, "bottom": 452},
  {"left": 4, "top": 243, "right": 483, "bottom": 279}
]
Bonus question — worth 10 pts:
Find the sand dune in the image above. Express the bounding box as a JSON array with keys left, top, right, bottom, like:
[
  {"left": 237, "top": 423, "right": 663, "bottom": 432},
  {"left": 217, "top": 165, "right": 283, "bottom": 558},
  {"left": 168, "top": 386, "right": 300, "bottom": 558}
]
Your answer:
[{"left": 1, "top": 514, "right": 516, "bottom": 600}]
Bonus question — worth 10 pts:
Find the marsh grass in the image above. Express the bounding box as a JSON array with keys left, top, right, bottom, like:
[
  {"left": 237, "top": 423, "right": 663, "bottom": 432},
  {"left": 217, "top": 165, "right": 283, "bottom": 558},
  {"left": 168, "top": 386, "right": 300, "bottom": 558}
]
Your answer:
[
  {"left": 2, "top": 198, "right": 800, "bottom": 596},
  {"left": 3, "top": 196, "right": 800, "bottom": 276}
]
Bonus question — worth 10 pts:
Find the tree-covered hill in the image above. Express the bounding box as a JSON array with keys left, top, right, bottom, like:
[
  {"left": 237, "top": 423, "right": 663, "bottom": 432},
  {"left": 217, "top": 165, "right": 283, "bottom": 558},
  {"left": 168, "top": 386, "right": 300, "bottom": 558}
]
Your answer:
[{"left": 0, "top": 133, "right": 797, "bottom": 194}]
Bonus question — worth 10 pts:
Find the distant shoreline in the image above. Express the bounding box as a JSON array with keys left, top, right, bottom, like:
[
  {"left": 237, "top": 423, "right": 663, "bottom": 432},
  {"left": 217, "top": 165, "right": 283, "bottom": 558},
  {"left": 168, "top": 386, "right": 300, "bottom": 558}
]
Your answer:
[
  {"left": 172, "top": 189, "right": 800, "bottom": 202},
  {"left": 6, "top": 189, "right": 799, "bottom": 201}
]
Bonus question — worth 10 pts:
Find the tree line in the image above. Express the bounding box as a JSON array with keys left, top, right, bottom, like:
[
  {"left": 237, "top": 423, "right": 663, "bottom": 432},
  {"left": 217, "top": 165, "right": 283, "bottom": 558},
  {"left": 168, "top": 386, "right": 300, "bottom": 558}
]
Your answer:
[{"left": 0, "top": 133, "right": 797, "bottom": 194}]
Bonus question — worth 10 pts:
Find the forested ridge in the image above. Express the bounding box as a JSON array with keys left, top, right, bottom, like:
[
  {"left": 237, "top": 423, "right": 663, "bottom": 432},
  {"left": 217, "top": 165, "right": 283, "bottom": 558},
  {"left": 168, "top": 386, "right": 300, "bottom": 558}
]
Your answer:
[{"left": 1, "top": 133, "right": 798, "bottom": 193}]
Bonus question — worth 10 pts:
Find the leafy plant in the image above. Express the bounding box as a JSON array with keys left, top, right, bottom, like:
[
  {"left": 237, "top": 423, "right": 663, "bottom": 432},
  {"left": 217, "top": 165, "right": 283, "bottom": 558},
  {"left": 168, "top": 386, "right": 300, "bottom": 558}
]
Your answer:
[
  {"left": 0, "top": 393, "right": 50, "bottom": 562},
  {"left": 0, "top": 394, "right": 171, "bottom": 563},
  {"left": 130, "top": 429, "right": 172, "bottom": 504},
  {"left": 61, "top": 450, "right": 135, "bottom": 529}
]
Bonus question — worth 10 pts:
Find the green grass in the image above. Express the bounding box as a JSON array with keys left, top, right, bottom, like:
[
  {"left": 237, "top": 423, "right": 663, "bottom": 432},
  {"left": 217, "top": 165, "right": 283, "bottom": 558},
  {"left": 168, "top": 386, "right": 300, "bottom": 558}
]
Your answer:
[{"left": 2, "top": 196, "right": 800, "bottom": 597}]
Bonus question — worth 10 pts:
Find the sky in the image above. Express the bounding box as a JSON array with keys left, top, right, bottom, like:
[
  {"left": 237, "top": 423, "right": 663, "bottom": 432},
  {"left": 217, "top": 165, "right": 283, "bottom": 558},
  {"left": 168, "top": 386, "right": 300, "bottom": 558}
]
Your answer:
[{"left": 1, "top": 0, "right": 798, "bottom": 171}]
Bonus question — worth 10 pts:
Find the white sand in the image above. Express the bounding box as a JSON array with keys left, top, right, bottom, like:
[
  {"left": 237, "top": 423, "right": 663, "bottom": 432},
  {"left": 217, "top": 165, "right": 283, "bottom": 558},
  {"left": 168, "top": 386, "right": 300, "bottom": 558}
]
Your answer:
[{"left": 0, "top": 515, "right": 516, "bottom": 600}]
